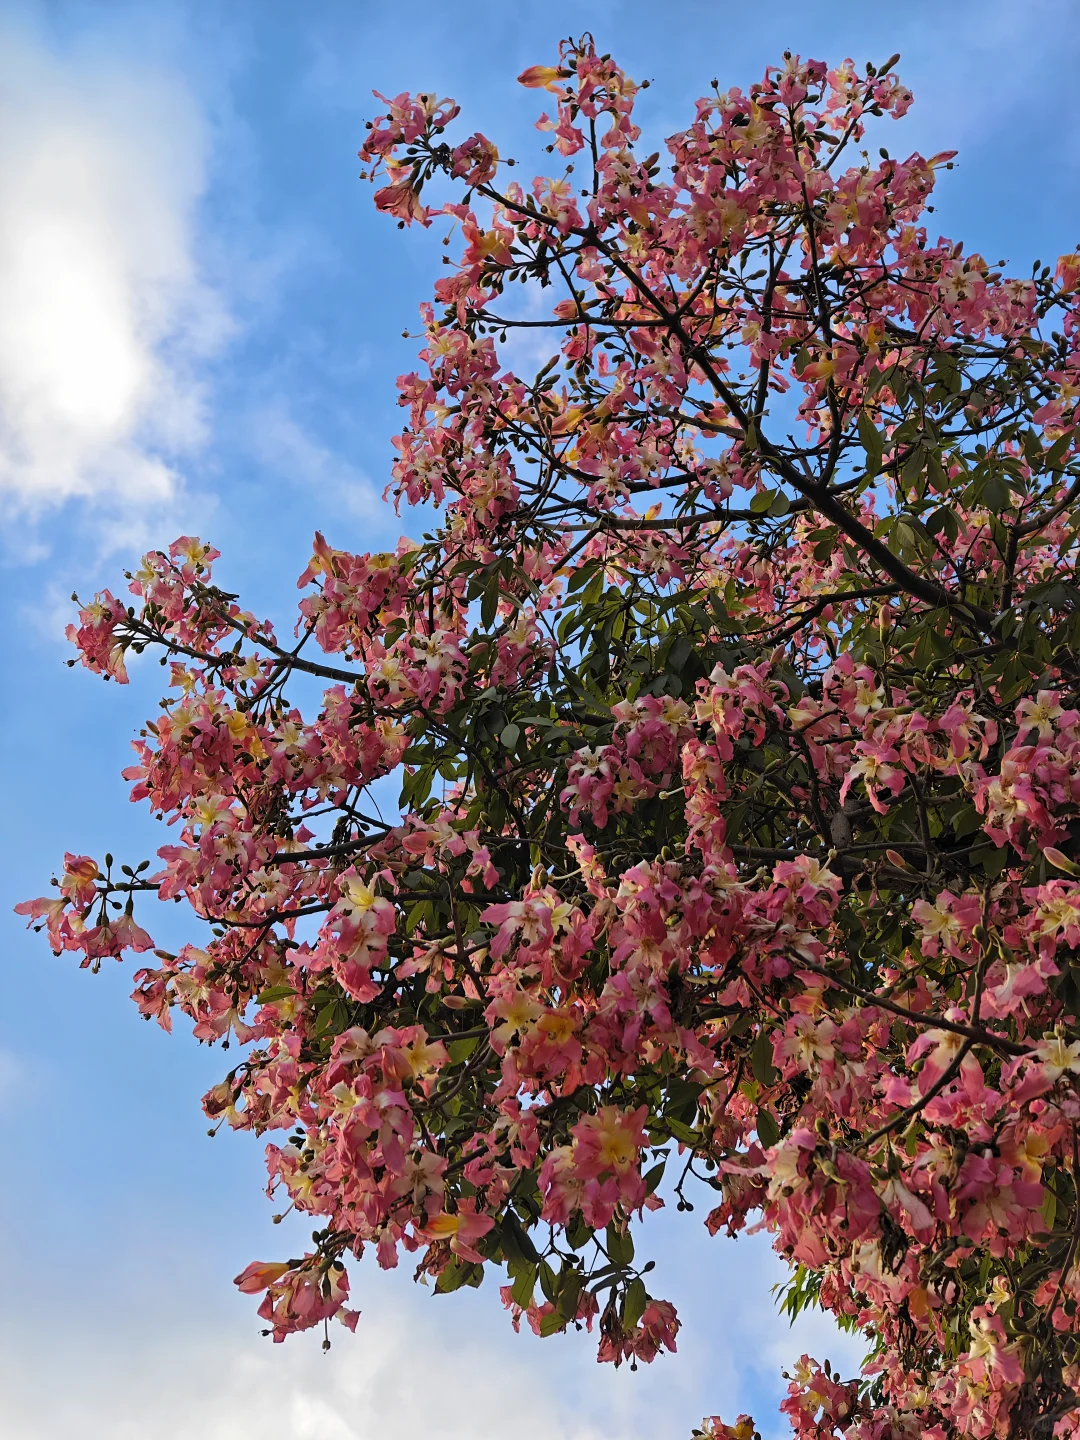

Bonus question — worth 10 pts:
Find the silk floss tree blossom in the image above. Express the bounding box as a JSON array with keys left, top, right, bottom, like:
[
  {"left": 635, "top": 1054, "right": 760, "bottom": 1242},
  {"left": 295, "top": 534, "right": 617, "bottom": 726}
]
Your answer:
[{"left": 22, "top": 36, "right": 1080, "bottom": 1438}]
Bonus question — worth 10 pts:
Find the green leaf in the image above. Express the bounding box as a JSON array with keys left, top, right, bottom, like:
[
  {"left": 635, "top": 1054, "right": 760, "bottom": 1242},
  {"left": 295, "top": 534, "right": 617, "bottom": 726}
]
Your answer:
[
  {"left": 502, "top": 1210, "right": 541, "bottom": 1266},
  {"left": 896, "top": 515, "right": 933, "bottom": 546},
  {"left": 510, "top": 1263, "right": 537, "bottom": 1308},
  {"left": 664, "top": 1118, "right": 700, "bottom": 1145},
  {"left": 757, "top": 1108, "right": 781, "bottom": 1148},
  {"left": 607, "top": 1223, "right": 635, "bottom": 1266},
  {"left": 567, "top": 561, "right": 600, "bottom": 593},
  {"left": 900, "top": 447, "right": 924, "bottom": 490},
  {"left": 981, "top": 473, "right": 1011, "bottom": 512},
  {"left": 643, "top": 1160, "right": 666, "bottom": 1196},
  {"left": 499, "top": 722, "right": 520, "bottom": 749},
  {"left": 664, "top": 1077, "right": 704, "bottom": 1125},
  {"left": 405, "top": 900, "right": 431, "bottom": 934},
  {"left": 255, "top": 985, "right": 296, "bottom": 1004},
  {"left": 1045, "top": 432, "right": 1072, "bottom": 471},
  {"left": 777, "top": 1264, "right": 822, "bottom": 1324},
  {"left": 666, "top": 636, "right": 692, "bottom": 674},
  {"left": 623, "top": 1277, "right": 648, "bottom": 1330},
  {"left": 1043, "top": 1183, "right": 1058, "bottom": 1232},
  {"left": 925, "top": 506, "right": 959, "bottom": 542},
  {"left": 751, "top": 1028, "right": 780, "bottom": 1087},
  {"left": 315, "top": 997, "right": 350, "bottom": 1037},
  {"left": 582, "top": 571, "right": 605, "bottom": 606},
  {"left": 950, "top": 802, "right": 983, "bottom": 840},
  {"left": 858, "top": 412, "right": 884, "bottom": 476},
  {"left": 435, "top": 1257, "right": 483, "bottom": 1294},
  {"left": 555, "top": 1266, "right": 584, "bottom": 1321},
  {"left": 481, "top": 571, "right": 500, "bottom": 630},
  {"left": 974, "top": 844, "right": 1009, "bottom": 878},
  {"left": 538, "top": 1259, "right": 558, "bottom": 1302},
  {"left": 567, "top": 1213, "right": 594, "bottom": 1250}
]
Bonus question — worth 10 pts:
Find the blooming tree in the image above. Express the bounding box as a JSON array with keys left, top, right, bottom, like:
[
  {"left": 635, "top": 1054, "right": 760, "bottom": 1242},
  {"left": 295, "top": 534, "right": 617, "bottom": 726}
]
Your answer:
[{"left": 22, "top": 37, "right": 1080, "bottom": 1438}]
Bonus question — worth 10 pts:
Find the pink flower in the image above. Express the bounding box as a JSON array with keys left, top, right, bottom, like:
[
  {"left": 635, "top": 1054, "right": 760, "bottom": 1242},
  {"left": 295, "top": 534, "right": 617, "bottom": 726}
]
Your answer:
[
  {"left": 517, "top": 65, "right": 566, "bottom": 91},
  {"left": 426, "top": 1201, "right": 495, "bottom": 1264},
  {"left": 373, "top": 181, "right": 428, "bottom": 226}
]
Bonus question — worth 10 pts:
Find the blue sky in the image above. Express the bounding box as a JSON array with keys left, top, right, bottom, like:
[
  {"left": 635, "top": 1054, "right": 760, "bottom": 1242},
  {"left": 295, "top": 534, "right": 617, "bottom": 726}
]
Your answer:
[{"left": 1, "top": 1, "right": 1078, "bottom": 1435}]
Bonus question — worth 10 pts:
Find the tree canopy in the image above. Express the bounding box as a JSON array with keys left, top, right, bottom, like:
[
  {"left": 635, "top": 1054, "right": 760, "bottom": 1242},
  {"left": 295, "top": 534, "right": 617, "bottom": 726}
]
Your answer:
[{"left": 21, "top": 37, "right": 1080, "bottom": 1439}]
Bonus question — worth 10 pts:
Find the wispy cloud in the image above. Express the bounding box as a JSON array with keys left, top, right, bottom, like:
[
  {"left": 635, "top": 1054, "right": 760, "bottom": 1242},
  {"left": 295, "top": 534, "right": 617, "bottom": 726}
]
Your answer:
[
  {"left": 0, "top": 1183, "right": 862, "bottom": 1440},
  {"left": 248, "top": 406, "right": 382, "bottom": 519},
  {"left": 0, "top": 21, "right": 228, "bottom": 518},
  {"left": 0, "top": 1287, "right": 634, "bottom": 1440}
]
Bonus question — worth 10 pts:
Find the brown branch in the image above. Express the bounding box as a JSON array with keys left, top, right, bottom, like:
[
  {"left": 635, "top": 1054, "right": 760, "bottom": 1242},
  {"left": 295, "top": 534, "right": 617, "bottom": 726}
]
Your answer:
[{"left": 794, "top": 957, "right": 1029, "bottom": 1057}]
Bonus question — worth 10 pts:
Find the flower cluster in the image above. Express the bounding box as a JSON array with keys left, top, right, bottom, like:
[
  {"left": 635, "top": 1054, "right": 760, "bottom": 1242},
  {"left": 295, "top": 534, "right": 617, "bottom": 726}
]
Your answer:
[{"left": 22, "top": 38, "right": 1080, "bottom": 1440}]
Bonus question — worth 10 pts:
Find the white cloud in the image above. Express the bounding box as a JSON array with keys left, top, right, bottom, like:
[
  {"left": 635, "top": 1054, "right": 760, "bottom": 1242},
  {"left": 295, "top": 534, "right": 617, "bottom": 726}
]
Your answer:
[
  {"left": 0, "top": 22, "right": 228, "bottom": 514},
  {"left": 0, "top": 1287, "right": 642, "bottom": 1440},
  {"left": 0, "top": 1192, "right": 863, "bottom": 1440}
]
